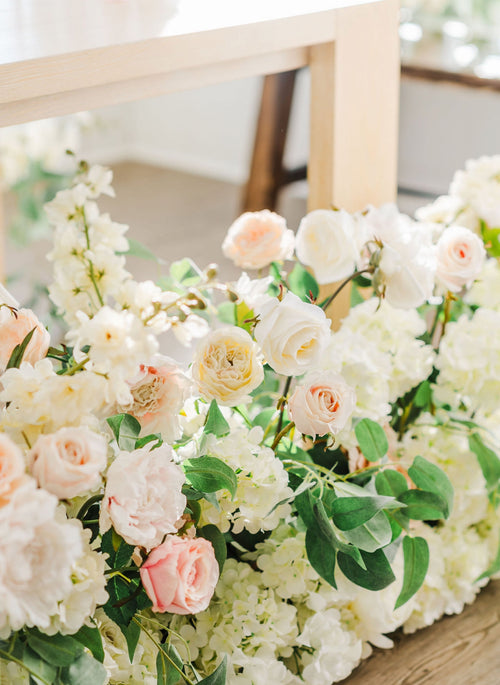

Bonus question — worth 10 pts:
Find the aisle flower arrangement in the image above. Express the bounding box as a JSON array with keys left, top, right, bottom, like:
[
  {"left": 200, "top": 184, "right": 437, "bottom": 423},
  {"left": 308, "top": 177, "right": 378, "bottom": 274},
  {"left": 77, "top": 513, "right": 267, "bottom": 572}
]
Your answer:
[{"left": 0, "top": 157, "right": 499, "bottom": 685}]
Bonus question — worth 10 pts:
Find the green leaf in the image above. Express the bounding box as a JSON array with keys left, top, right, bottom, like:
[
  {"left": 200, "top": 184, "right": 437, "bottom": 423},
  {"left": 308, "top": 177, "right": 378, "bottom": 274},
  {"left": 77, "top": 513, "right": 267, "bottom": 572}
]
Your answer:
[
  {"left": 354, "top": 419, "right": 388, "bottom": 462},
  {"left": 199, "top": 656, "right": 227, "bottom": 685},
  {"left": 135, "top": 434, "right": 163, "bottom": 450},
  {"left": 331, "top": 495, "right": 403, "bottom": 531},
  {"left": 156, "top": 643, "right": 185, "bottom": 685},
  {"left": 414, "top": 381, "right": 432, "bottom": 408},
  {"left": 6, "top": 327, "right": 36, "bottom": 370},
  {"left": 217, "top": 301, "right": 235, "bottom": 325},
  {"left": 305, "top": 526, "right": 337, "bottom": 588},
  {"left": 121, "top": 620, "right": 141, "bottom": 664},
  {"left": 120, "top": 238, "right": 159, "bottom": 262},
  {"left": 398, "top": 489, "right": 448, "bottom": 520},
  {"left": 103, "top": 575, "right": 143, "bottom": 627},
  {"left": 170, "top": 258, "right": 202, "bottom": 286},
  {"left": 288, "top": 263, "right": 319, "bottom": 303},
  {"left": 60, "top": 651, "right": 107, "bottom": 685},
  {"left": 477, "top": 533, "right": 500, "bottom": 582},
  {"left": 106, "top": 413, "right": 142, "bottom": 451},
  {"left": 252, "top": 408, "right": 277, "bottom": 431},
  {"left": 235, "top": 301, "right": 255, "bottom": 334},
  {"left": 26, "top": 631, "right": 84, "bottom": 667},
  {"left": 73, "top": 625, "right": 104, "bottom": 663},
  {"left": 394, "top": 536, "right": 429, "bottom": 609},
  {"left": 408, "top": 456, "right": 454, "bottom": 518},
  {"left": 183, "top": 456, "right": 237, "bottom": 498},
  {"left": 337, "top": 548, "right": 396, "bottom": 591},
  {"left": 203, "top": 400, "right": 230, "bottom": 438},
  {"left": 295, "top": 488, "right": 318, "bottom": 529},
  {"left": 22, "top": 645, "right": 58, "bottom": 685},
  {"left": 198, "top": 525, "right": 227, "bottom": 573},
  {"left": 375, "top": 469, "right": 409, "bottom": 498},
  {"left": 469, "top": 433, "right": 500, "bottom": 506},
  {"left": 342, "top": 510, "right": 393, "bottom": 552}
]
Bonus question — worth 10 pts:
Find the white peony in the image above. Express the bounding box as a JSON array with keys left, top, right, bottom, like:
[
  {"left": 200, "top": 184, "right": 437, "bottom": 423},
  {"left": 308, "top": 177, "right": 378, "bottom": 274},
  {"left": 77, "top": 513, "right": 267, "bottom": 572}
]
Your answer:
[
  {"left": 254, "top": 291, "right": 331, "bottom": 376},
  {"left": 295, "top": 209, "right": 361, "bottom": 284},
  {"left": 100, "top": 444, "right": 186, "bottom": 550}
]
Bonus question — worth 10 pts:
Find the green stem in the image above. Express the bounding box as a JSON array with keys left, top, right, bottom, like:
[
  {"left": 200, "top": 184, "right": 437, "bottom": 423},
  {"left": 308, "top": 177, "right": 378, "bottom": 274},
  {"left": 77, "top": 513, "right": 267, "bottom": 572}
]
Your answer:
[
  {"left": 132, "top": 617, "right": 196, "bottom": 685},
  {"left": 59, "top": 356, "right": 90, "bottom": 376},
  {"left": 271, "top": 421, "right": 295, "bottom": 451},
  {"left": 76, "top": 494, "right": 103, "bottom": 520},
  {"left": 0, "top": 649, "right": 51, "bottom": 685},
  {"left": 320, "top": 268, "right": 374, "bottom": 313},
  {"left": 274, "top": 376, "right": 293, "bottom": 439},
  {"left": 81, "top": 207, "right": 105, "bottom": 308}
]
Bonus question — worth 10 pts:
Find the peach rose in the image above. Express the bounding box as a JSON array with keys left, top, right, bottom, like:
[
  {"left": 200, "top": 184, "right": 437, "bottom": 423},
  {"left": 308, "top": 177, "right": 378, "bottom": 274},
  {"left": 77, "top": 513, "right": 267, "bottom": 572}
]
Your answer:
[
  {"left": 140, "top": 535, "right": 219, "bottom": 614},
  {"left": 192, "top": 327, "right": 264, "bottom": 406},
  {"left": 222, "top": 210, "right": 295, "bottom": 270},
  {"left": 0, "top": 307, "right": 50, "bottom": 373},
  {"left": 28, "top": 426, "right": 108, "bottom": 499},
  {"left": 435, "top": 225, "right": 486, "bottom": 292},
  {"left": 0, "top": 433, "right": 27, "bottom": 506},
  {"left": 288, "top": 371, "right": 356, "bottom": 437}
]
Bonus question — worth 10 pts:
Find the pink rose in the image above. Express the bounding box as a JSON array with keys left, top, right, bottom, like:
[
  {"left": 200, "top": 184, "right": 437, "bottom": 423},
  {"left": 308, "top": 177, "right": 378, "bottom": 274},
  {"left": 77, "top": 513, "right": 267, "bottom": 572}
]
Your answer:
[
  {"left": 121, "top": 355, "right": 191, "bottom": 442},
  {"left": 222, "top": 210, "right": 295, "bottom": 270},
  {"left": 28, "top": 427, "right": 108, "bottom": 499},
  {"left": 100, "top": 444, "right": 186, "bottom": 550},
  {"left": 140, "top": 535, "right": 219, "bottom": 614},
  {"left": 436, "top": 225, "right": 486, "bottom": 292},
  {"left": 0, "top": 433, "right": 27, "bottom": 506},
  {"left": 0, "top": 307, "right": 50, "bottom": 373},
  {"left": 288, "top": 371, "right": 356, "bottom": 437}
]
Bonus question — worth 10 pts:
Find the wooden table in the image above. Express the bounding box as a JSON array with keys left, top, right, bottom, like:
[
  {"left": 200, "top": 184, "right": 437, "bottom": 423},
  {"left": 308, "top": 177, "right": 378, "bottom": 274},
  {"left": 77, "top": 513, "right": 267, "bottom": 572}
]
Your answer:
[{"left": 0, "top": 0, "right": 400, "bottom": 316}]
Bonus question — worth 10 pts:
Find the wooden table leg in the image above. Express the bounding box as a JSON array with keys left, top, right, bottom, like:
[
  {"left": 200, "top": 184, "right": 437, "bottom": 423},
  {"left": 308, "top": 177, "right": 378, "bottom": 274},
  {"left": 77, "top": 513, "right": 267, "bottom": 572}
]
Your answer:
[{"left": 308, "top": 0, "right": 400, "bottom": 325}]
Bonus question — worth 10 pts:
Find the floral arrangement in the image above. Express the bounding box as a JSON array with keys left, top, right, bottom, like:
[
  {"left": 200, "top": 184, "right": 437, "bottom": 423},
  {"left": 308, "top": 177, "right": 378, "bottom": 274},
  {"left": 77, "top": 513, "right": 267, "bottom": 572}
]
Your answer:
[{"left": 0, "top": 155, "right": 499, "bottom": 685}]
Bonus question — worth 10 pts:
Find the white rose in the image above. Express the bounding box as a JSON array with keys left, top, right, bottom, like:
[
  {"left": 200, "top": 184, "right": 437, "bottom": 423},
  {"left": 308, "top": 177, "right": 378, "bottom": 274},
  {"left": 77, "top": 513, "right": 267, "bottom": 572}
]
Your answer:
[
  {"left": 435, "top": 225, "right": 486, "bottom": 292},
  {"left": 100, "top": 444, "right": 186, "bottom": 550},
  {"left": 28, "top": 426, "right": 108, "bottom": 499},
  {"left": 295, "top": 209, "right": 360, "bottom": 283},
  {"left": 363, "top": 205, "right": 437, "bottom": 309},
  {"left": 288, "top": 371, "right": 356, "bottom": 437},
  {"left": 192, "top": 326, "right": 264, "bottom": 406},
  {"left": 254, "top": 291, "right": 331, "bottom": 376},
  {"left": 222, "top": 210, "right": 295, "bottom": 270}
]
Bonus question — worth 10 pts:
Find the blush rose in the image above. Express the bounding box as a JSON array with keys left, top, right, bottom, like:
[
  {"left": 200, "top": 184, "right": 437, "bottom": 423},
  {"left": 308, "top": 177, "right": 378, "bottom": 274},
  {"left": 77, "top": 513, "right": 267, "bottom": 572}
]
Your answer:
[
  {"left": 435, "top": 225, "right": 486, "bottom": 292},
  {"left": 140, "top": 535, "right": 219, "bottom": 615},
  {"left": 222, "top": 210, "right": 295, "bottom": 270},
  {"left": 288, "top": 371, "right": 356, "bottom": 437},
  {"left": 0, "top": 307, "right": 50, "bottom": 373},
  {"left": 0, "top": 433, "right": 28, "bottom": 506},
  {"left": 28, "top": 426, "right": 108, "bottom": 499}
]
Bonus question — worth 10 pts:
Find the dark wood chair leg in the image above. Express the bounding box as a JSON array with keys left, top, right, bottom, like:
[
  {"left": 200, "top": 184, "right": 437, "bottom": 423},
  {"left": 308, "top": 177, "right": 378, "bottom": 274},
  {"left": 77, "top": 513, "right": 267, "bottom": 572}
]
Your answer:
[{"left": 241, "top": 70, "right": 298, "bottom": 213}]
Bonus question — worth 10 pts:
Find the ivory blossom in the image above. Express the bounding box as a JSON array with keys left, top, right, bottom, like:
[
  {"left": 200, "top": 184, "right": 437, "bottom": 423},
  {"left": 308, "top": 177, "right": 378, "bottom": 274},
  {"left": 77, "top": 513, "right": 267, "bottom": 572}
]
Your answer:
[
  {"left": 288, "top": 371, "right": 356, "bottom": 437},
  {"left": 435, "top": 225, "right": 485, "bottom": 292}
]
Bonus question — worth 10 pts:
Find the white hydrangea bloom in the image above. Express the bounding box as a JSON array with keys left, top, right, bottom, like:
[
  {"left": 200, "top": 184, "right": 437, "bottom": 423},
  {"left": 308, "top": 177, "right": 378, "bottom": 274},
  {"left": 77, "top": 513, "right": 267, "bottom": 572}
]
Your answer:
[
  {"left": 450, "top": 155, "right": 500, "bottom": 228},
  {"left": 436, "top": 308, "right": 500, "bottom": 414},
  {"left": 0, "top": 481, "right": 83, "bottom": 638},
  {"left": 95, "top": 609, "right": 158, "bottom": 685},
  {"left": 465, "top": 258, "right": 500, "bottom": 311},
  {"left": 197, "top": 424, "right": 292, "bottom": 535},
  {"left": 415, "top": 195, "right": 479, "bottom": 233}
]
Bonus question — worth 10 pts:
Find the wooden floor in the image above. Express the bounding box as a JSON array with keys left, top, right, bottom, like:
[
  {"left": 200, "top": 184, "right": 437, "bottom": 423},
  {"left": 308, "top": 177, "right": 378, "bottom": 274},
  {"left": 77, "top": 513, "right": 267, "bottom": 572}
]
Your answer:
[{"left": 344, "top": 580, "right": 500, "bottom": 685}]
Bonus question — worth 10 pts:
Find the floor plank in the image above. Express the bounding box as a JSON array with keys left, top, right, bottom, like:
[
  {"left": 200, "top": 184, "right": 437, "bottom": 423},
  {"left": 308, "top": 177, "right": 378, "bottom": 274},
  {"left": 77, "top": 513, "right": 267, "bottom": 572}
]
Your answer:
[{"left": 343, "top": 580, "right": 500, "bottom": 685}]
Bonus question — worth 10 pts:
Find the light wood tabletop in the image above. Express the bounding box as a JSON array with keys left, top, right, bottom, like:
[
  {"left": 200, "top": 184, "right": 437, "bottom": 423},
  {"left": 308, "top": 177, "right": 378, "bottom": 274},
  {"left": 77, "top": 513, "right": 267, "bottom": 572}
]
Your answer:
[{"left": 0, "top": 0, "right": 400, "bottom": 320}]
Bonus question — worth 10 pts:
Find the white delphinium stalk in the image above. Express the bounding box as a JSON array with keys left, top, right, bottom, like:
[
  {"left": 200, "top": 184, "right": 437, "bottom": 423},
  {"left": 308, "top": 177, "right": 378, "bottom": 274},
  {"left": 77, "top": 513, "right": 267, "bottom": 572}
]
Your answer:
[
  {"left": 435, "top": 308, "right": 500, "bottom": 415},
  {"left": 95, "top": 609, "right": 158, "bottom": 685},
  {"left": 196, "top": 423, "right": 292, "bottom": 534}
]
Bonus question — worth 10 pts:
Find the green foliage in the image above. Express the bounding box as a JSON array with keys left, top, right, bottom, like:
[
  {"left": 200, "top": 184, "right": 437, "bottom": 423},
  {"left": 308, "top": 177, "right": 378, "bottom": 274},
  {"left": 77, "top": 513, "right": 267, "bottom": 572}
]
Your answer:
[
  {"left": 305, "top": 526, "right": 337, "bottom": 588},
  {"left": 60, "top": 651, "right": 107, "bottom": 685},
  {"left": 235, "top": 301, "right": 255, "bottom": 334},
  {"left": 394, "top": 536, "right": 429, "bottom": 609},
  {"left": 354, "top": 419, "right": 389, "bottom": 462},
  {"left": 199, "top": 656, "right": 227, "bottom": 685},
  {"left": 106, "top": 413, "right": 142, "bottom": 451},
  {"left": 330, "top": 495, "right": 403, "bottom": 531},
  {"left": 413, "top": 380, "right": 432, "bottom": 409},
  {"left": 198, "top": 524, "right": 227, "bottom": 573},
  {"left": 341, "top": 511, "right": 393, "bottom": 553},
  {"left": 468, "top": 433, "right": 500, "bottom": 507},
  {"left": 183, "top": 456, "right": 237, "bottom": 499},
  {"left": 72, "top": 625, "right": 104, "bottom": 663},
  {"left": 26, "top": 630, "right": 84, "bottom": 667},
  {"left": 287, "top": 263, "right": 319, "bottom": 303},
  {"left": 217, "top": 301, "right": 235, "bottom": 325},
  {"left": 6, "top": 327, "right": 35, "bottom": 370},
  {"left": 476, "top": 533, "right": 500, "bottom": 582},
  {"left": 375, "top": 469, "right": 409, "bottom": 498},
  {"left": 397, "top": 490, "right": 448, "bottom": 520},
  {"left": 408, "top": 456, "right": 454, "bottom": 518},
  {"left": 203, "top": 400, "right": 230, "bottom": 438},
  {"left": 337, "top": 548, "right": 396, "bottom": 591},
  {"left": 156, "top": 642, "right": 184, "bottom": 684},
  {"left": 120, "top": 238, "right": 160, "bottom": 262}
]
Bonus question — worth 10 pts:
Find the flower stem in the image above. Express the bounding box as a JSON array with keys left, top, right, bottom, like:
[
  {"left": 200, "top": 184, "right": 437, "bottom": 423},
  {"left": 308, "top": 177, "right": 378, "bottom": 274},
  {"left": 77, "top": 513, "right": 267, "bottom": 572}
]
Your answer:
[
  {"left": 81, "top": 207, "right": 105, "bottom": 308},
  {"left": 274, "top": 376, "right": 292, "bottom": 439},
  {"left": 320, "top": 268, "right": 373, "bottom": 313},
  {"left": 0, "top": 649, "right": 51, "bottom": 685},
  {"left": 271, "top": 421, "right": 295, "bottom": 451},
  {"left": 60, "top": 356, "right": 90, "bottom": 376}
]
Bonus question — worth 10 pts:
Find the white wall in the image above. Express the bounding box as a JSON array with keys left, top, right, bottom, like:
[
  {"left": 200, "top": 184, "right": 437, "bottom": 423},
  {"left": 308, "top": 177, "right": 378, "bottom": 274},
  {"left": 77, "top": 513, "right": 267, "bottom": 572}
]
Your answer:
[{"left": 83, "top": 71, "right": 500, "bottom": 196}]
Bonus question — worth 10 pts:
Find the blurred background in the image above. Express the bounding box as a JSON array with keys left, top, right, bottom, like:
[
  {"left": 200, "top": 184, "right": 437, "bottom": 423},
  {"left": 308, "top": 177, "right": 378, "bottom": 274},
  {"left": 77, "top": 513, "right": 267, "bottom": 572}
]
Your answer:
[{"left": 2, "top": 0, "right": 500, "bottom": 316}]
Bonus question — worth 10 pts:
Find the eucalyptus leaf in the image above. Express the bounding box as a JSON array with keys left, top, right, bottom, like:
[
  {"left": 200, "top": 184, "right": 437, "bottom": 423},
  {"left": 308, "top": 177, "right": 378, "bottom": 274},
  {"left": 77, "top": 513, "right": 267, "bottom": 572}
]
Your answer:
[
  {"left": 26, "top": 630, "right": 84, "bottom": 667},
  {"left": 469, "top": 433, "right": 500, "bottom": 506},
  {"left": 60, "top": 651, "right": 107, "bottom": 685},
  {"left": 156, "top": 643, "right": 185, "bottom": 685},
  {"left": 183, "top": 456, "right": 237, "bottom": 498},
  {"left": 476, "top": 533, "right": 500, "bottom": 582},
  {"left": 331, "top": 495, "right": 403, "bottom": 531},
  {"left": 398, "top": 489, "right": 448, "bottom": 520},
  {"left": 73, "top": 624, "right": 104, "bottom": 663},
  {"left": 198, "top": 524, "right": 227, "bottom": 573},
  {"left": 203, "top": 400, "right": 230, "bottom": 438},
  {"left": 305, "top": 526, "right": 337, "bottom": 588},
  {"left": 199, "top": 655, "right": 227, "bottom": 685},
  {"left": 408, "top": 456, "right": 454, "bottom": 518},
  {"left": 120, "top": 238, "right": 160, "bottom": 262},
  {"left": 414, "top": 381, "right": 432, "bottom": 408},
  {"left": 22, "top": 645, "right": 57, "bottom": 685},
  {"left": 394, "top": 536, "right": 429, "bottom": 609},
  {"left": 342, "top": 511, "right": 393, "bottom": 552},
  {"left": 354, "top": 419, "right": 389, "bottom": 462},
  {"left": 106, "top": 414, "right": 141, "bottom": 451},
  {"left": 375, "top": 469, "right": 408, "bottom": 498},
  {"left": 337, "top": 548, "right": 396, "bottom": 591}
]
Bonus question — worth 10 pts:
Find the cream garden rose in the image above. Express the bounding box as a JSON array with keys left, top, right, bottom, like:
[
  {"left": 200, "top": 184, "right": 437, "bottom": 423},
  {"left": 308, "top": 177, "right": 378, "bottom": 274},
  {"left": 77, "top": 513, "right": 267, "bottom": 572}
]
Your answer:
[
  {"left": 222, "top": 210, "right": 295, "bottom": 270},
  {"left": 254, "top": 291, "right": 331, "bottom": 376},
  {"left": 435, "top": 225, "right": 485, "bottom": 292},
  {"left": 288, "top": 371, "right": 356, "bottom": 437},
  {"left": 295, "top": 209, "right": 360, "bottom": 284},
  {"left": 28, "top": 426, "right": 108, "bottom": 499},
  {"left": 140, "top": 535, "right": 219, "bottom": 615},
  {"left": 0, "top": 306, "right": 50, "bottom": 373},
  {"left": 100, "top": 444, "right": 186, "bottom": 550},
  {"left": 192, "top": 326, "right": 264, "bottom": 406}
]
